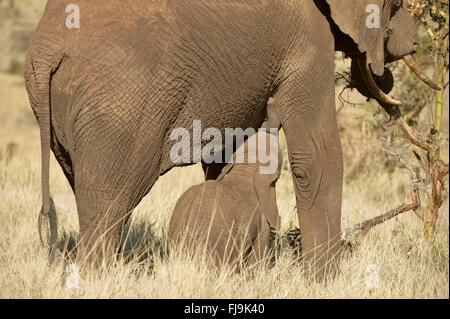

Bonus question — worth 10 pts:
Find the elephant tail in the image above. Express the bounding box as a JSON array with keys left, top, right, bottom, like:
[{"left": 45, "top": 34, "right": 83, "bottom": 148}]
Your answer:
[
  {"left": 26, "top": 56, "right": 60, "bottom": 254},
  {"left": 36, "top": 67, "right": 59, "bottom": 254}
]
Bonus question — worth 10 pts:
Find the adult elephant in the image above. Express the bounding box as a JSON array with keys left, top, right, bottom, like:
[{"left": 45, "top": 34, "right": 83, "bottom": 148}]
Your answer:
[{"left": 25, "top": 0, "right": 438, "bottom": 278}]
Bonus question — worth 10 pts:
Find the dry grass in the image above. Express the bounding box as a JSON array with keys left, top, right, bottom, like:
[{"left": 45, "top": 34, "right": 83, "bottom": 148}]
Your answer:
[
  {"left": 0, "top": 71, "right": 448, "bottom": 298},
  {"left": 0, "top": 3, "right": 449, "bottom": 298}
]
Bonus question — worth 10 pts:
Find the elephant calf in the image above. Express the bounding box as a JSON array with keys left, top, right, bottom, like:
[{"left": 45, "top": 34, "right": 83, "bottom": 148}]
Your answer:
[{"left": 169, "top": 99, "right": 282, "bottom": 268}]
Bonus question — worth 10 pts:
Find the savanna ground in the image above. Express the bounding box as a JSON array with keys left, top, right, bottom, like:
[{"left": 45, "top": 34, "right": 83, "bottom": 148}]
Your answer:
[{"left": 0, "top": 0, "right": 448, "bottom": 299}]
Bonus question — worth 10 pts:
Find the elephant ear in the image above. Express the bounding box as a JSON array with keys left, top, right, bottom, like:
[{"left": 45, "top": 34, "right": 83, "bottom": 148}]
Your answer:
[
  {"left": 253, "top": 136, "right": 283, "bottom": 230},
  {"left": 216, "top": 162, "right": 234, "bottom": 182},
  {"left": 253, "top": 169, "right": 281, "bottom": 230},
  {"left": 326, "top": 0, "right": 386, "bottom": 76}
]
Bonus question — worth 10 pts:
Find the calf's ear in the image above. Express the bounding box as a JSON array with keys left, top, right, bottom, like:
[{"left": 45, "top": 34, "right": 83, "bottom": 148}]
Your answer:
[
  {"left": 216, "top": 162, "right": 234, "bottom": 182},
  {"left": 326, "top": 0, "right": 386, "bottom": 76}
]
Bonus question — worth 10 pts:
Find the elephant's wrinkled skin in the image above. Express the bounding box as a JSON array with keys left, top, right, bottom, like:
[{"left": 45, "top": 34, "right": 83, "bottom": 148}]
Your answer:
[
  {"left": 25, "top": 0, "right": 421, "bottom": 278},
  {"left": 169, "top": 99, "right": 282, "bottom": 267}
]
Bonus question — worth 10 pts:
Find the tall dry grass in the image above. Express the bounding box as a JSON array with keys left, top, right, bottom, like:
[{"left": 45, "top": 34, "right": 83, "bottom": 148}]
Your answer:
[{"left": 0, "top": 70, "right": 448, "bottom": 298}]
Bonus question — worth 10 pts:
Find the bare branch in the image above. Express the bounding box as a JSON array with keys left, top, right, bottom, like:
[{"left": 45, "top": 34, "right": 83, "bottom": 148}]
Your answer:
[
  {"left": 343, "top": 191, "right": 420, "bottom": 247},
  {"left": 382, "top": 148, "right": 421, "bottom": 187},
  {"left": 396, "top": 118, "right": 433, "bottom": 152}
]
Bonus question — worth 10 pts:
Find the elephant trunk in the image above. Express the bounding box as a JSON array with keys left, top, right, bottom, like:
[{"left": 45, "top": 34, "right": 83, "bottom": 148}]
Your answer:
[
  {"left": 355, "top": 55, "right": 402, "bottom": 107},
  {"left": 403, "top": 55, "right": 442, "bottom": 90},
  {"left": 352, "top": 54, "right": 442, "bottom": 112}
]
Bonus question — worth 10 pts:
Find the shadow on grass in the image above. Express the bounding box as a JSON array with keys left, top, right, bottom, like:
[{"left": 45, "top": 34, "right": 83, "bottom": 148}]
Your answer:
[
  {"left": 53, "top": 220, "right": 302, "bottom": 268},
  {"left": 53, "top": 220, "right": 169, "bottom": 268},
  {"left": 120, "top": 221, "right": 169, "bottom": 265}
]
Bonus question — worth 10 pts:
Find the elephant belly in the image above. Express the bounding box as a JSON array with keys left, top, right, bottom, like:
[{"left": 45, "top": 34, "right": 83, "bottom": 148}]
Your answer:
[{"left": 159, "top": 76, "right": 274, "bottom": 174}]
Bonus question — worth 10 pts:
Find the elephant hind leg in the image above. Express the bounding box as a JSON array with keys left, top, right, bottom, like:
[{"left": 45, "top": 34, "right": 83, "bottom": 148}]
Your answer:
[
  {"left": 74, "top": 165, "right": 160, "bottom": 268},
  {"left": 74, "top": 187, "right": 135, "bottom": 268}
]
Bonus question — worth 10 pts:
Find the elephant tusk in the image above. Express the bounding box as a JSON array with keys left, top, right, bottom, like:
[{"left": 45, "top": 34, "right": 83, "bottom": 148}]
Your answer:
[
  {"left": 357, "top": 56, "right": 402, "bottom": 107},
  {"left": 403, "top": 55, "right": 442, "bottom": 91}
]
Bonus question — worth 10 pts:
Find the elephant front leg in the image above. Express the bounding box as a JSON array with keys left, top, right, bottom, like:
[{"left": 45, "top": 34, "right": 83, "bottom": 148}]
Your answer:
[
  {"left": 290, "top": 126, "right": 343, "bottom": 281},
  {"left": 275, "top": 89, "right": 343, "bottom": 281}
]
